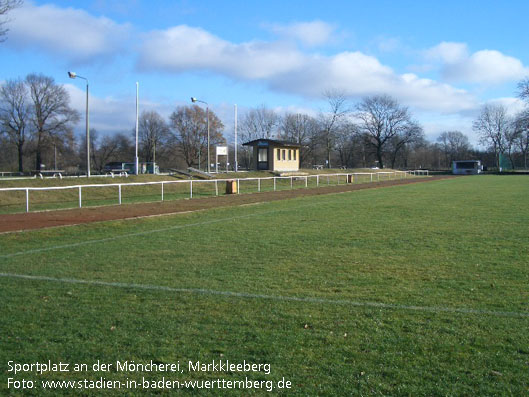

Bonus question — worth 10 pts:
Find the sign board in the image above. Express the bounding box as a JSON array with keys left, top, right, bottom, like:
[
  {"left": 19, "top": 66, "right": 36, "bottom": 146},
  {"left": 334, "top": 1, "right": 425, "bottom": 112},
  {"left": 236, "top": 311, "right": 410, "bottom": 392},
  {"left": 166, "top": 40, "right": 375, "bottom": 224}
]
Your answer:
[{"left": 216, "top": 146, "right": 228, "bottom": 156}]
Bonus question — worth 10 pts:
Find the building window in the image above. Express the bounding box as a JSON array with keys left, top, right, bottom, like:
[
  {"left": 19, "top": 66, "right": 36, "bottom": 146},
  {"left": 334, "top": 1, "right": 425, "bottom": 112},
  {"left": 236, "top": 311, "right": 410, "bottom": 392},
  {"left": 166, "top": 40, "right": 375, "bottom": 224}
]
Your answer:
[
  {"left": 277, "top": 149, "right": 280, "bottom": 161},
  {"left": 282, "top": 150, "right": 286, "bottom": 160},
  {"left": 258, "top": 148, "right": 268, "bottom": 162},
  {"left": 294, "top": 150, "right": 297, "bottom": 161},
  {"left": 288, "top": 150, "right": 292, "bottom": 160}
]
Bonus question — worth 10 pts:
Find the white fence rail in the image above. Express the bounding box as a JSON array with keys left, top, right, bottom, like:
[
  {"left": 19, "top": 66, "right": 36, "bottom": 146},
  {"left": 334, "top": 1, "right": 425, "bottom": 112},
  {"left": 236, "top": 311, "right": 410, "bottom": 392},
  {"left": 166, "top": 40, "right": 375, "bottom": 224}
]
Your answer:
[{"left": 0, "top": 171, "right": 428, "bottom": 213}]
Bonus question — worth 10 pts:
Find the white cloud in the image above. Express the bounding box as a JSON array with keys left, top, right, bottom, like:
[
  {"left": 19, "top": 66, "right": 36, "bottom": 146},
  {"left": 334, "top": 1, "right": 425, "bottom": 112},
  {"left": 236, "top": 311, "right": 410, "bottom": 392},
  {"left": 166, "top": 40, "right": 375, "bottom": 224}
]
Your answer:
[
  {"left": 138, "top": 25, "right": 476, "bottom": 113},
  {"left": 425, "top": 42, "right": 468, "bottom": 63},
  {"left": 265, "top": 20, "right": 337, "bottom": 47},
  {"left": 66, "top": 84, "right": 138, "bottom": 134},
  {"left": 420, "top": 114, "right": 478, "bottom": 145},
  {"left": 446, "top": 50, "right": 529, "bottom": 84},
  {"left": 138, "top": 25, "right": 304, "bottom": 79},
  {"left": 8, "top": 2, "right": 132, "bottom": 63},
  {"left": 425, "top": 42, "right": 529, "bottom": 85},
  {"left": 484, "top": 97, "right": 527, "bottom": 116}
]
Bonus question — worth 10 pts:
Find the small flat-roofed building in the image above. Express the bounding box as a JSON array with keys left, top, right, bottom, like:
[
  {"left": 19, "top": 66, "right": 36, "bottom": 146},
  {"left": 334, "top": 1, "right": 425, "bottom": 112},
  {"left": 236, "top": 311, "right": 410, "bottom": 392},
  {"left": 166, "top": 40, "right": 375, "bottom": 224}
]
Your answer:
[
  {"left": 243, "top": 139, "right": 300, "bottom": 172},
  {"left": 452, "top": 160, "right": 483, "bottom": 175}
]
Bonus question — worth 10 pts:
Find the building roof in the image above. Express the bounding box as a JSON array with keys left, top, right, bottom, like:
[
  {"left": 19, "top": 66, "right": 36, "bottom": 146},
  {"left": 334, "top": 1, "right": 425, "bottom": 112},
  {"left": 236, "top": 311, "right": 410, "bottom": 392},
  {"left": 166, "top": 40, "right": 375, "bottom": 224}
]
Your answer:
[{"left": 242, "top": 138, "right": 300, "bottom": 148}]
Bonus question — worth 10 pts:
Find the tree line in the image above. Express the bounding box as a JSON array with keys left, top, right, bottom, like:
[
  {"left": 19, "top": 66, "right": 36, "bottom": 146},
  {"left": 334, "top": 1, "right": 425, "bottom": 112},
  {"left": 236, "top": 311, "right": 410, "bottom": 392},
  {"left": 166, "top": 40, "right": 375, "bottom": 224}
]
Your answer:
[
  {"left": 472, "top": 79, "right": 529, "bottom": 170},
  {"left": 0, "top": 74, "right": 228, "bottom": 173},
  {"left": 2, "top": 74, "right": 528, "bottom": 173}
]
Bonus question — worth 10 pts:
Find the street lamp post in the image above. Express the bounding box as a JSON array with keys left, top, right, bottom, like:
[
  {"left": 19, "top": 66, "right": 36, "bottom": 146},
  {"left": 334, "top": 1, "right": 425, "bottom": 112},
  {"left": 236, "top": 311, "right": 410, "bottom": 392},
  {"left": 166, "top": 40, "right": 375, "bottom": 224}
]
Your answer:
[
  {"left": 68, "top": 72, "right": 90, "bottom": 177},
  {"left": 191, "top": 97, "right": 210, "bottom": 173}
]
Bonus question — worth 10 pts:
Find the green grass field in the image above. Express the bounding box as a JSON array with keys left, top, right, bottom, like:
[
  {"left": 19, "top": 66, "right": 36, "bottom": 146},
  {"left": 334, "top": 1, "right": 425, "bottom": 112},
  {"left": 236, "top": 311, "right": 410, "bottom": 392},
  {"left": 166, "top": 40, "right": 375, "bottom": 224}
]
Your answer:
[{"left": 1, "top": 175, "right": 528, "bottom": 395}]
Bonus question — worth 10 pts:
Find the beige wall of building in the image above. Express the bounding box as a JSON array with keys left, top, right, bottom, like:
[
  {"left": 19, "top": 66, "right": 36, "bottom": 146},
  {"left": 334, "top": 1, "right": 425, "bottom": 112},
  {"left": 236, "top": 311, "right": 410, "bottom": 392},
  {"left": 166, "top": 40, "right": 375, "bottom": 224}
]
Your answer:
[{"left": 270, "top": 147, "right": 299, "bottom": 171}]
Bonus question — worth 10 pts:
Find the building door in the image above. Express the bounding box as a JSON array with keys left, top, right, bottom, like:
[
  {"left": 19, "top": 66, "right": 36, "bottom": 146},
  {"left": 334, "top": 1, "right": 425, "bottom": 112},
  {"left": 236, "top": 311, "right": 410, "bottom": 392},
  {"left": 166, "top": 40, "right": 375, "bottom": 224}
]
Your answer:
[{"left": 258, "top": 148, "right": 268, "bottom": 170}]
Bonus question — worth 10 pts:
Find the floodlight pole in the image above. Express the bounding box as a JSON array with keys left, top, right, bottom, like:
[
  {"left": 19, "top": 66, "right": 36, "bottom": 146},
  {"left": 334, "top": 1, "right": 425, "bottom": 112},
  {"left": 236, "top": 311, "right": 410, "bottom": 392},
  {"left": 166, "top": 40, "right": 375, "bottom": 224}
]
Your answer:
[
  {"left": 191, "top": 97, "right": 210, "bottom": 173},
  {"left": 135, "top": 82, "right": 139, "bottom": 175},
  {"left": 68, "top": 72, "right": 90, "bottom": 177},
  {"left": 234, "top": 104, "right": 238, "bottom": 172}
]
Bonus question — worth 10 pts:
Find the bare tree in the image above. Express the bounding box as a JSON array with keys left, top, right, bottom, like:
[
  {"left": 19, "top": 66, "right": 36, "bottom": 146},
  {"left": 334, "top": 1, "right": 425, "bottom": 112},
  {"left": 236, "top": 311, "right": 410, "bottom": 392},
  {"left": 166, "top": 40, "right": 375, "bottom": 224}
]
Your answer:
[
  {"left": 238, "top": 105, "right": 280, "bottom": 168},
  {"left": 169, "top": 105, "right": 224, "bottom": 168},
  {"left": 26, "top": 73, "right": 80, "bottom": 171},
  {"left": 472, "top": 104, "right": 510, "bottom": 170},
  {"left": 82, "top": 130, "right": 134, "bottom": 172},
  {"left": 518, "top": 78, "right": 529, "bottom": 102},
  {"left": 239, "top": 105, "right": 280, "bottom": 141},
  {"left": 319, "top": 90, "right": 349, "bottom": 168},
  {"left": 334, "top": 121, "right": 359, "bottom": 168},
  {"left": 138, "top": 110, "right": 169, "bottom": 164},
  {"left": 0, "top": 78, "right": 29, "bottom": 171},
  {"left": 436, "top": 131, "right": 472, "bottom": 168},
  {"left": 513, "top": 110, "right": 529, "bottom": 169},
  {"left": 396, "top": 134, "right": 429, "bottom": 169},
  {"left": 387, "top": 121, "right": 424, "bottom": 169},
  {"left": 0, "top": 133, "right": 15, "bottom": 169},
  {"left": 0, "top": 0, "right": 22, "bottom": 42},
  {"left": 280, "top": 113, "right": 319, "bottom": 167},
  {"left": 355, "top": 95, "right": 416, "bottom": 169}
]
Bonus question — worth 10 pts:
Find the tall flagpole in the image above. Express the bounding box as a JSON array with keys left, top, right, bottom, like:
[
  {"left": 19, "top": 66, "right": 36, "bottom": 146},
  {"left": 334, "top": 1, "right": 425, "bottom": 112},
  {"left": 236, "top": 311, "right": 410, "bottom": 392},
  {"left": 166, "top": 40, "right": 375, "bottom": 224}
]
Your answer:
[{"left": 135, "top": 82, "right": 139, "bottom": 175}]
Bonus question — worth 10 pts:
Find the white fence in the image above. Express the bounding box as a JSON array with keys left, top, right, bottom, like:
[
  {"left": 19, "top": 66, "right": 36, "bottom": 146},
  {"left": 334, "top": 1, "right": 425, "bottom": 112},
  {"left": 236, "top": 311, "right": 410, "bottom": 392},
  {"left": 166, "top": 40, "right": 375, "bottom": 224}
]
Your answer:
[{"left": 0, "top": 171, "right": 428, "bottom": 214}]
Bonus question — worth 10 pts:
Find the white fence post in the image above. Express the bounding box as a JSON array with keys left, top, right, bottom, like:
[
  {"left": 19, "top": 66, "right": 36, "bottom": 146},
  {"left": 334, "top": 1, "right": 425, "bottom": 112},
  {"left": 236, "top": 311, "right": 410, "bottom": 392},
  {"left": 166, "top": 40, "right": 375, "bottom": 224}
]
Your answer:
[
  {"left": 290, "top": 176, "right": 293, "bottom": 189},
  {"left": 258, "top": 178, "right": 261, "bottom": 192},
  {"left": 317, "top": 175, "right": 319, "bottom": 186},
  {"left": 305, "top": 176, "right": 308, "bottom": 188},
  {"left": 118, "top": 184, "right": 122, "bottom": 205},
  {"left": 78, "top": 186, "right": 82, "bottom": 208},
  {"left": 190, "top": 180, "right": 193, "bottom": 198},
  {"left": 274, "top": 177, "right": 276, "bottom": 191},
  {"left": 25, "top": 188, "right": 29, "bottom": 213},
  {"left": 215, "top": 180, "right": 218, "bottom": 196},
  {"left": 161, "top": 182, "right": 164, "bottom": 201},
  {"left": 237, "top": 178, "right": 240, "bottom": 194}
]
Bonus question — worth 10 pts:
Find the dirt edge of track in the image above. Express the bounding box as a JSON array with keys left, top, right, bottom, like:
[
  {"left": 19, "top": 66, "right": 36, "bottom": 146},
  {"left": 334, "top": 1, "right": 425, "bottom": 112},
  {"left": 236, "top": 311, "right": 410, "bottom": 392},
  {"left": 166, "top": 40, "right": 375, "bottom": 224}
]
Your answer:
[{"left": 0, "top": 176, "right": 456, "bottom": 233}]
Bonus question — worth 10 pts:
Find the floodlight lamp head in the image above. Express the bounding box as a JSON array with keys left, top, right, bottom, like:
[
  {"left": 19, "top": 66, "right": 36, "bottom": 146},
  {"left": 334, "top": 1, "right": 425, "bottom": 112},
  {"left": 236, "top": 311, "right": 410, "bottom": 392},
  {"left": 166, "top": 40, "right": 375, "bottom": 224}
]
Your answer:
[
  {"left": 191, "top": 97, "right": 197, "bottom": 103},
  {"left": 68, "top": 71, "right": 77, "bottom": 79}
]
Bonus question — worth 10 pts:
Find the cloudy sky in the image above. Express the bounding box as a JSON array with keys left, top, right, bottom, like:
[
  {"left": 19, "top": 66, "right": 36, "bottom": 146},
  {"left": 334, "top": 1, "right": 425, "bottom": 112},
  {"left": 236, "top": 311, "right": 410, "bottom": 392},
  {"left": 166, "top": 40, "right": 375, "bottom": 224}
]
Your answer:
[{"left": 1, "top": 0, "right": 528, "bottom": 145}]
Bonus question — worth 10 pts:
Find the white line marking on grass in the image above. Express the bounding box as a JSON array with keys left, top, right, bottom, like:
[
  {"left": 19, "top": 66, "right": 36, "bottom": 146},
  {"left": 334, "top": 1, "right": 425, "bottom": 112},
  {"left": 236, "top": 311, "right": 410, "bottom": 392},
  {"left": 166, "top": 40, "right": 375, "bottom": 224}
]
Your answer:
[
  {"left": 0, "top": 210, "right": 277, "bottom": 259},
  {"left": 1, "top": 272, "right": 528, "bottom": 319},
  {"left": 0, "top": 198, "right": 327, "bottom": 259}
]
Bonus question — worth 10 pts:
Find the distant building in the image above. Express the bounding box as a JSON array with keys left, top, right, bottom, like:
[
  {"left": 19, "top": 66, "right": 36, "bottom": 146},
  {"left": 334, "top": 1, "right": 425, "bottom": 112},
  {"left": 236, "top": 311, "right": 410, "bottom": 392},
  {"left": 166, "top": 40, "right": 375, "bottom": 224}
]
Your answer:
[
  {"left": 452, "top": 160, "right": 483, "bottom": 175},
  {"left": 242, "top": 139, "right": 300, "bottom": 172},
  {"left": 103, "top": 162, "right": 159, "bottom": 174}
]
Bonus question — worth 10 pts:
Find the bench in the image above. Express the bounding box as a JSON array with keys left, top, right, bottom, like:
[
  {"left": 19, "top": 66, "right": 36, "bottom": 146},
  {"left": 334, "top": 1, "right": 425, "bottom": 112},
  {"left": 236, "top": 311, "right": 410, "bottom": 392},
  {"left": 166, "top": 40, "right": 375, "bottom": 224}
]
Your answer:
[
  {"left": 33, "top": 170, "right": 64, "bottom": 179},
  {"left": 106, "top": 169, "right": 129, "bottom": 177}
]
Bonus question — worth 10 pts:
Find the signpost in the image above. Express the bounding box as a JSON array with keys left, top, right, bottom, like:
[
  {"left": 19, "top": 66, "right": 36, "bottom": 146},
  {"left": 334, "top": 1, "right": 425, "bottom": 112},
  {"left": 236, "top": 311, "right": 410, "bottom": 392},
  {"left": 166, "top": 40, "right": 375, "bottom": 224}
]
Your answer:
[{"left": 216, "top": 146, "right": 228, "bottom": 173}]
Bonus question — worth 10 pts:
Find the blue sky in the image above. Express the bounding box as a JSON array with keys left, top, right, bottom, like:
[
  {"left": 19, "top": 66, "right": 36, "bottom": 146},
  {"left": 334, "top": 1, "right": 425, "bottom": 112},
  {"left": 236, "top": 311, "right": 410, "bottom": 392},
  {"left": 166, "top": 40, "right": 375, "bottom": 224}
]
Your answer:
[{"left": 1, "top": 0, "right": 528, "bottom": 145}]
